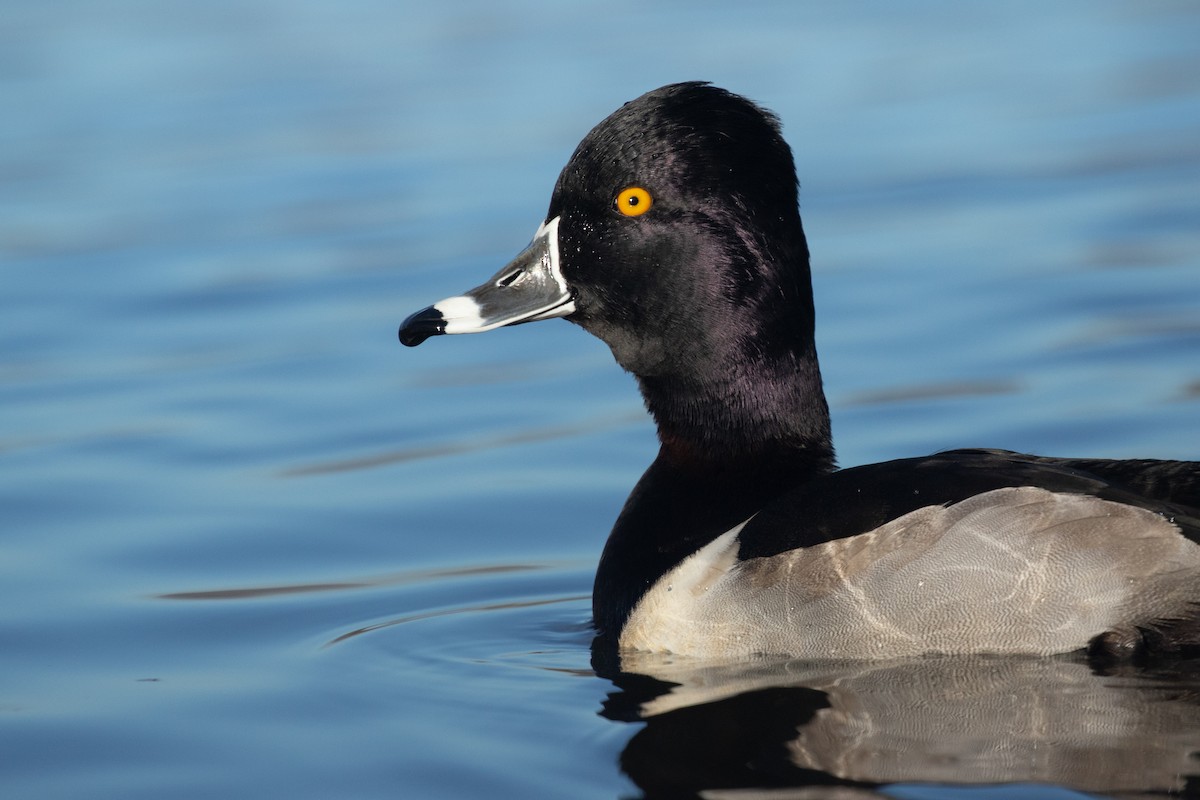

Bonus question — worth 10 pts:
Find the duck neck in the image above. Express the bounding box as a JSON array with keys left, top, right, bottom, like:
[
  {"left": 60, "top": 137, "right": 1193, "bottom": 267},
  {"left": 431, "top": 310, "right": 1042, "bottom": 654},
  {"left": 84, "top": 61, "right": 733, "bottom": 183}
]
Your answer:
[
  {"left": 639, "top": 347, "right": 834, "bottom": 465},
  {"left": 592, "top": 353, "right": 835, "bottom": 639}
]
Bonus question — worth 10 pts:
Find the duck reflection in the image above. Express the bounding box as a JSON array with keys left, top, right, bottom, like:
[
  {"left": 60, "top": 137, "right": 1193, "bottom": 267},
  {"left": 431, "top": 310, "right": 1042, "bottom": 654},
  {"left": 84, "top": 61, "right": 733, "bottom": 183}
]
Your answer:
[{"left": 595, "top": 649, "right": 1200, "bottom": 798}]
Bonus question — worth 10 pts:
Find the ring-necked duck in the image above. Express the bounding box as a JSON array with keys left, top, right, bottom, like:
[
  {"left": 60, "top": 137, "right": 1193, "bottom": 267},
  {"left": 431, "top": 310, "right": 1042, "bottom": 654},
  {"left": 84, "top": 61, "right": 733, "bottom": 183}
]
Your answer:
[{"left": 400, "top": 82, "right": 1199, "bottom": 660}]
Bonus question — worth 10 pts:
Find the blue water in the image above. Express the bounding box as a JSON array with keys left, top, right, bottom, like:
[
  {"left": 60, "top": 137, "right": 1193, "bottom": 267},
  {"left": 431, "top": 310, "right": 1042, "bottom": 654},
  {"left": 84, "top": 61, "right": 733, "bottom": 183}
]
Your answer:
[{"left": 3, "top": 2, "right": 1199, "bottom": 798}]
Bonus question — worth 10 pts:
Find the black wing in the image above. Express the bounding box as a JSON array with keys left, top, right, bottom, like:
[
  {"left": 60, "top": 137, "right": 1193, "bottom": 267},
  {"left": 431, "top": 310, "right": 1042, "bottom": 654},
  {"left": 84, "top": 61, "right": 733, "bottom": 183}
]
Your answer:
[{"left": 737, "top": 449, "right": 1200, "bottom": 560}]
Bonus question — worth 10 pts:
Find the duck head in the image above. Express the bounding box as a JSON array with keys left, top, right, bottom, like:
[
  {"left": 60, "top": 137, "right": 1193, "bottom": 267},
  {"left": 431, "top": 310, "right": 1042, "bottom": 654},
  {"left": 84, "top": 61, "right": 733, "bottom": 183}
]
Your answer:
[{"left": 401, "top": 82, "right": 830, "bottom": 461}]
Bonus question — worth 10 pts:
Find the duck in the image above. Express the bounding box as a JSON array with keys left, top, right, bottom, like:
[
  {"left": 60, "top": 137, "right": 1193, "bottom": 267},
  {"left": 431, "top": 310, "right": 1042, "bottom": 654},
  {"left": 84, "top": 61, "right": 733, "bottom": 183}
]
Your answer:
[{"left": 399, "top": 82, "right": 1200, "bottom": 661}]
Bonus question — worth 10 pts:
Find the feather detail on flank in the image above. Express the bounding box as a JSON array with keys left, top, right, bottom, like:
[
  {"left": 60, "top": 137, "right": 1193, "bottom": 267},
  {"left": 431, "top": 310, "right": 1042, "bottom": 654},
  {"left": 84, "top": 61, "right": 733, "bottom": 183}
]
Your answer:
[{"left": 622, "top": 487, "right": 1200, "bottom": 659}]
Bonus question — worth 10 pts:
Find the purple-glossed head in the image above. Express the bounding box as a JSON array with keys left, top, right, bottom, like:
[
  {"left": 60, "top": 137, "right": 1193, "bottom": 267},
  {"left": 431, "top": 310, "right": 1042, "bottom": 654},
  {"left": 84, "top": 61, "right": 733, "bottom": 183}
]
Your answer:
[{"left": 399, "top": 82, "right": 815, "bottom": 383}]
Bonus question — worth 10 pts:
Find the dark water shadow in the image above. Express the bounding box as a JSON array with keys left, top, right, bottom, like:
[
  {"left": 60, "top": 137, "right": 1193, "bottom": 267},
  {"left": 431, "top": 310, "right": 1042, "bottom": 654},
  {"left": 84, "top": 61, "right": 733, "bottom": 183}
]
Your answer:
[
  {"left": 322, "top": 592, "right": 591, "bottom": 648},
  {"left": 278, "top": 410, "right": 645, "bottom": 476},
  {"left": 155, "top": 562, "right": 552, "bottom": 601},
  {"left": 838, "top": 379, "right": 1021, "bottom": 408},
  {"left": 596, "top": 651, "right": 1200, "bottom": 799}
]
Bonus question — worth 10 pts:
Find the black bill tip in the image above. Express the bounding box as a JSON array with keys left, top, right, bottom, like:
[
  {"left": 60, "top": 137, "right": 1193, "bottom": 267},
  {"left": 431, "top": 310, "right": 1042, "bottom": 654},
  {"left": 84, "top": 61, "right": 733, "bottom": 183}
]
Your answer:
[{"left": 398, "top": 306, "right": 446, "bottom": 347}]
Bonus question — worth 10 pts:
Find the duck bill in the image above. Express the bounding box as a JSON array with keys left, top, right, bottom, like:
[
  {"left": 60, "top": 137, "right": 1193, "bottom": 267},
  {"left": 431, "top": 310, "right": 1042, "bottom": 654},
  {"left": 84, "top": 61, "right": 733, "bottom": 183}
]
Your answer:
[{"left": 399, "top": 217, "right": 575, "bottom": 347}]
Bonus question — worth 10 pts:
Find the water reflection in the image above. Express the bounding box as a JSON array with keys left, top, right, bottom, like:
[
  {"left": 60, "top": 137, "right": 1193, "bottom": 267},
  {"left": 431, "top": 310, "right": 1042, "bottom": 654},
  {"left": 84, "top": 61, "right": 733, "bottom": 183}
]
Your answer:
[{"left": 598, "top": 652, "right": 1200, "bottom": 797}]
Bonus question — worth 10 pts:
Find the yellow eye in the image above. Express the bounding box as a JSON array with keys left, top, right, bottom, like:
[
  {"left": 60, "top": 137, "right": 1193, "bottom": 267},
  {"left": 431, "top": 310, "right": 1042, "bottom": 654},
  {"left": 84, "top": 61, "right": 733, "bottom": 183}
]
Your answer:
[{"left": 616, "top": 186, "right": 653, "bottom": 217}]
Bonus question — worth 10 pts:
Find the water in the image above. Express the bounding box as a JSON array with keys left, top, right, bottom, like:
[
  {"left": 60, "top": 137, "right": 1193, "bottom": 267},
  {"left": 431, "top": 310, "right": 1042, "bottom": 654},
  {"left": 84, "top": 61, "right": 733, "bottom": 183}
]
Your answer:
[{"left": 2, "top": 1, "right": 1199, "bottom": 797}]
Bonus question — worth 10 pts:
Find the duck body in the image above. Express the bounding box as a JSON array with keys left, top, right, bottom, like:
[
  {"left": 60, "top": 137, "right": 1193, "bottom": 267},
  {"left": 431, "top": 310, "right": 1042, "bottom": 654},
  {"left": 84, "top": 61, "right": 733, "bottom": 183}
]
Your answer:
[
  {"left": 400, "top": 83, "right": 1200, "bottom": 660},
  {"left": 611, "top": 448, "right": 1200, "bottom": 659}
]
